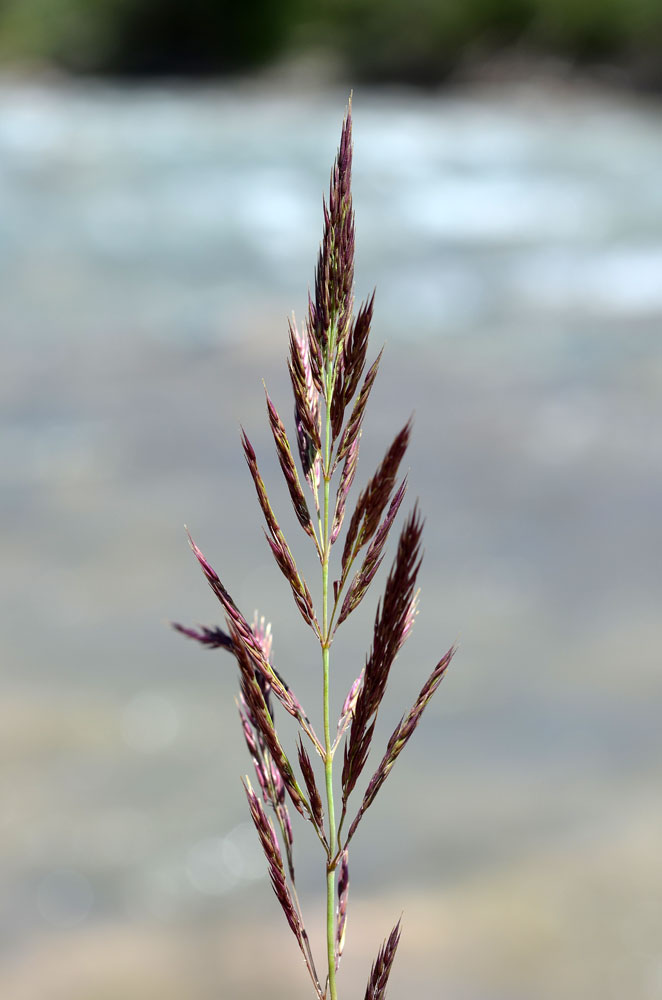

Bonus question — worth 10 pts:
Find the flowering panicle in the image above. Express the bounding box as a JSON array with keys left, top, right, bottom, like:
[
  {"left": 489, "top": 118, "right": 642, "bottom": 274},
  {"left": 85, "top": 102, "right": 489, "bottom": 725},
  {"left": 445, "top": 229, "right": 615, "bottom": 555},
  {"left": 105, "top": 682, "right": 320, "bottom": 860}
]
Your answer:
[{"left": 176, "top": 100, "right": 456, "bottom": 1000}]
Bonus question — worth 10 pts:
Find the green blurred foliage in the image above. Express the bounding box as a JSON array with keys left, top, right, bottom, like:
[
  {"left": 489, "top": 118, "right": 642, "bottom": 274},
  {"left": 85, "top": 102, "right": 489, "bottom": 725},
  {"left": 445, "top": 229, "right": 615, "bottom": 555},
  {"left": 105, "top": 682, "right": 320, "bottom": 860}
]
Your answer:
[
  {"left": 322, "top": 0, "right": 662, "bottom": 84},
  {"left": 0, "top": 0, "right": 302, "bottom": 74},
  {"left": 0, "top": 0, "right": 660, "bottom": 81}
]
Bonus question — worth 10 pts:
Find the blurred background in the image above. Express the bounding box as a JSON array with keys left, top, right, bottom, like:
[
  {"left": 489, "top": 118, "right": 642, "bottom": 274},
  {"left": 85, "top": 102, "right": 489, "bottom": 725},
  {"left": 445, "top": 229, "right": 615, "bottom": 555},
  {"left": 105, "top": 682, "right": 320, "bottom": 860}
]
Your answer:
[{"left": 1, "top": 3, "right": 662, "bottom": 999}]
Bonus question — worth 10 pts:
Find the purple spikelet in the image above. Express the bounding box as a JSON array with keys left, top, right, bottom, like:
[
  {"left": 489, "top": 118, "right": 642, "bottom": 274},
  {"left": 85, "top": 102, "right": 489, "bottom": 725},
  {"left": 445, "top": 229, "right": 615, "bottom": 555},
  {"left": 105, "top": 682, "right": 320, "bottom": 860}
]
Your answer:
[
  {"left": 297, "top": 737, "right": 325, "bottom": 833},
  {"left": 331, "top": 432, "right": 361, "bottom": 545},
  {"left": 331, "top": 291, "right": 374, "bottom": 440},
  {"left": 243, "top": 778, "right": 303, "bottom": 943},
  {"left": 337, "top": 416, "right": 409, "bottom": 592},
  {"left": 241, "top": 430, "right": 318, "bottom": 631},
  {"left": 335, "top": 849, "right": 350, "bottom": 970},
  {"left": 308, "top": 101, "right": 355, "bottom": 382},
  {"left": 336, "top": 478, "right": 407, "bottom": 626},
  {"left": 288, "top": 314, "right": 322, "bottom": 489},
  {"left": 342, "top": 505, "right": 424, "bottom": 802},
  {"left": 265, "top": 387, "right": 316, "bottom": 540},
  {"left": 171, "top": 622, "right": 234, "bottom": 651},
  {"left": 364, "top": 920, "right": 402, "bottom": 1000},
  {"left": 233, "top": 624, "right": 308, "bottom": 820},
  {"left": 347, "top": 644, "right": 456, "bottom": 843},
  {"left": 334, "top": 348, "right": 382, "bottom": 472}
]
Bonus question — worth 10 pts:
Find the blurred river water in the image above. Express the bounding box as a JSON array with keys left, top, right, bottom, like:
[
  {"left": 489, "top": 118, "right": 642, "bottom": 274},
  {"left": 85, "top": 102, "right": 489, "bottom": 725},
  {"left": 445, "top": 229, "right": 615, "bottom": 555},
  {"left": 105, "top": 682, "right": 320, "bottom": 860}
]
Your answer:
[{"left": 1, "top": 79, "right": 661, "bottom": 999}]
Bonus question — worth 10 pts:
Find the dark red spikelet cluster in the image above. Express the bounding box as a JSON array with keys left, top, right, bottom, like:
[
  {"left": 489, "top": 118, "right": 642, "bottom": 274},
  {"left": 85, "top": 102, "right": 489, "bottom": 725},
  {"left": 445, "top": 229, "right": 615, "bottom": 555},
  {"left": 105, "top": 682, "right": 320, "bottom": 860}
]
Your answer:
[
  {"left": 297, "top": 737, "right": 325, "bottom": 833},
  {"left": 337, "top": 478, "right": 407, "bottom": 625},
  {"left": 233, "top": 625, "right": 307, "bottom": 820},
  {"left": 241, "top": 430, "right": 318, "bottom": 630},
  {"left": 338, "top": 419, "right": 411, "bottom": 590},
  {"left": 331, "top": 433, "right": 361, "bottom": 545},
  {"left": 185, "top": 531, "right": 312, "bottom": 728},
  {"left": 335, "top": 849, "right": 350, "bottom": 970},
  {"left": 341, "top": 506, "right": 424, "bottom": 802},
  {"left": 244, "top": 778, "right": 303, "bottom": 944},
  {"left": 363, "top": 920, "right": 402, "bottom": 1000},
  {"left": 331, "top": 291, "right": 375, "bottom": 440},
  {"left": 347, "top": 644, "right": 456, "bottom": 844},
  {"left": 308, "top": 106, "right": 355, "bottom": 382},
  {"left": 171, "top": 622, "right": 234, "bottom": 651},
  {"left": 238, "top": 689, "right": 296, "bottom": 866},
  {"left": 265, "top": 389, "right": 315, "bottom": 540},
  {"left": 334, "top": 348, "right": 382, "bottom": 473},
  {"left": 288, "top": 316, "right": 321, "bottom": 484}
]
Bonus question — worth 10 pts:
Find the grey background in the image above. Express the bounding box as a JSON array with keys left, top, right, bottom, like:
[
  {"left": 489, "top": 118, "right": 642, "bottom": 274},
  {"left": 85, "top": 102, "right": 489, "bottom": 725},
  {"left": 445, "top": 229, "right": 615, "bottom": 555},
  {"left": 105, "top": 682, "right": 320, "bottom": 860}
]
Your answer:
[{"left": 1, "top": 79, "right": 661, "bottom": 999}]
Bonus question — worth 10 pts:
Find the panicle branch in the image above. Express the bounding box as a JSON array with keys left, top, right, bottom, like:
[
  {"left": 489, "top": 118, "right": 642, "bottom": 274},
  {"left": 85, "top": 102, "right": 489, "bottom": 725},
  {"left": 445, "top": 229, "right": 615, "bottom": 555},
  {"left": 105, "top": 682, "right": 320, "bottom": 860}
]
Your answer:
[
  {"left": 347, "top": 645, "right": 456, "bottom": 844},
  {"left": 241, "top": 430, "right": 319, "bottom": 632},
  {"left": 334, "top": 348, "right": 382, "bottom": 473},
  {"left": 331, "top": 292, "right": 375, "bottom": 441},
  {"left": 265, "top": 387, "right": 318, "bottom": 547},
  {"left": 336, "top": 478, "right": 407, "bottom": 627},
  {"left": 244, "top": 778, "right": 324, "bottom": 998},
  {"left": 184, "top": 531, "right": 322, "bottom": 753},
  {"left": 364, "top": 920, "right": 402, "bottom": 1000},
  {"left": 297, "top": 736, "right": 325, "bottom": 835},
  {"left": 288, "top": 314, "right": 322, "bottom": 492},
  {"left": 243, "top": 777, "right": 302, "bottom": 942},
  {"left": 337, "top": 419, "right": 410, "bottom": 591},
  {"left": 341, "top": 505, "right": 424, "bottom": 803},
  {"left": 233, "top": 624, "right": 309, "bottom": 821}
]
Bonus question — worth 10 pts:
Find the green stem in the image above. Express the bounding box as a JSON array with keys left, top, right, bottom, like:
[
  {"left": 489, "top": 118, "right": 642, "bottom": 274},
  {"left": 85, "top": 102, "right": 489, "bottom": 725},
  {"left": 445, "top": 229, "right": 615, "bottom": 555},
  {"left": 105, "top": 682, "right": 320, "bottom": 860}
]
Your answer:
[{"left": 322, "top": 360, "right": 338, "bottom": 1000}]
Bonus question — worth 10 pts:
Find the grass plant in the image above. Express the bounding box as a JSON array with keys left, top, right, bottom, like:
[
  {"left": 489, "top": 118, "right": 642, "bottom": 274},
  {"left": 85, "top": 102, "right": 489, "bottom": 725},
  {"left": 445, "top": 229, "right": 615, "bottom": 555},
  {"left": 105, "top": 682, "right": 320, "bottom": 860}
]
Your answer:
[{"left": 175, "top": 98, "right": 456, "bottom": 999}]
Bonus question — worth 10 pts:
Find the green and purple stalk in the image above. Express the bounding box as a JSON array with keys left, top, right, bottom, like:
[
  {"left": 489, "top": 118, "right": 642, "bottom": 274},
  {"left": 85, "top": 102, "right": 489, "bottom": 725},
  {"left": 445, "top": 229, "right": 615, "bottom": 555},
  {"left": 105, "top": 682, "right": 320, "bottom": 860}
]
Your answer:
[{"left": 175, "top": 98, "right": 456, "bottom": 1000}]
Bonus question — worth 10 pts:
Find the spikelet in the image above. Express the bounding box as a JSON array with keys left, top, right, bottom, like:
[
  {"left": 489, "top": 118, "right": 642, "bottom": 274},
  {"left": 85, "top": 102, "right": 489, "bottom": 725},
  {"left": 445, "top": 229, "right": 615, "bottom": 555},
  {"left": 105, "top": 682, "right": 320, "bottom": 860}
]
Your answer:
[
  {"left": 342, "top": 506, "right": 424, "bottom": 802},
  {"left": 363, "top": 920, "right": 402, "bottom": 1000},
  {"left": 347, "top": 645, "right": 456, "bottom": 843}
]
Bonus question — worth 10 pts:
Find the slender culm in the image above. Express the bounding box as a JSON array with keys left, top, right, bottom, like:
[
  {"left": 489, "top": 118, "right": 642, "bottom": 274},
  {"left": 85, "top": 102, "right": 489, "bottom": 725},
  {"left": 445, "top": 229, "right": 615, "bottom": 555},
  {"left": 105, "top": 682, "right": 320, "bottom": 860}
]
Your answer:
[{"left": 174, "top": 97, "right": 456, "bottom": 1000}]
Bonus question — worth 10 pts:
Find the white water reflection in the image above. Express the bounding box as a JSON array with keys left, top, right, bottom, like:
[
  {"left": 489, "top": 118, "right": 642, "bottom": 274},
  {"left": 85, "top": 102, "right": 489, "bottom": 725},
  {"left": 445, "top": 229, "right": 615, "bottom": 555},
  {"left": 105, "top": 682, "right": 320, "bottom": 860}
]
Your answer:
[{"left": 2, "top": 82, "right": 661, "bottom": 348}]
